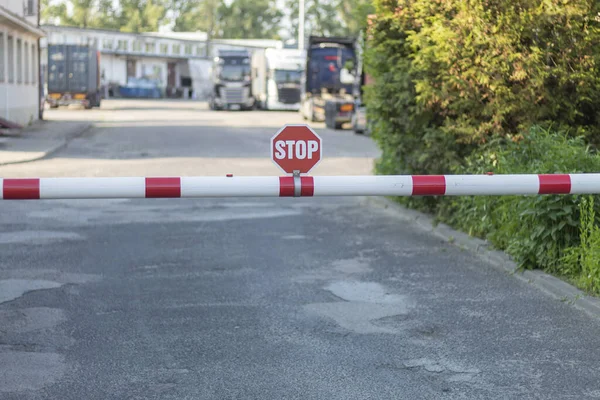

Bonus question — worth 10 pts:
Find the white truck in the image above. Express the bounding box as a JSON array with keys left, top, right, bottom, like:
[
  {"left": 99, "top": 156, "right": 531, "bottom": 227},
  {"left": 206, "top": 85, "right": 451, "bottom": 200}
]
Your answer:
[
  {"left": 209, "top": 49, "right": 255, "bottom": 111},
  {"left": 252, "top": 48, "right": 305, "bottom": 111}
]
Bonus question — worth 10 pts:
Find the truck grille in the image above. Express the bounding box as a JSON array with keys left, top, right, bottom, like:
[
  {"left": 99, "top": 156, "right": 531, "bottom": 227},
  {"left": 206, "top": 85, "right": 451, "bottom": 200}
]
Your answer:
[
  {"left": 278, "top": 88, "right": 301, "bottom": 104},
  {"left": 221, "top": 87, "right": 245, "bottom": 104}
]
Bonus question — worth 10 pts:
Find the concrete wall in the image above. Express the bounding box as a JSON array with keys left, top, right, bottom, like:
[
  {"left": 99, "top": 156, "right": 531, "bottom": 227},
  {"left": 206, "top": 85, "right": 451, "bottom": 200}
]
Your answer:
[{"left": 0, "top": 23, "right": 40, "bottom": 126}]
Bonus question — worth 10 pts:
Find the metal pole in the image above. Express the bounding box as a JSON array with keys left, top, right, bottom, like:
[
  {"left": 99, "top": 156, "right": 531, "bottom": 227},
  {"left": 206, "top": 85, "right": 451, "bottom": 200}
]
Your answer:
[
  {"left": 2, "top": 174, "right": 600, "bottom": 200},
  {"left": 298, "top": 0, "right": 305, "bottom": 50}
]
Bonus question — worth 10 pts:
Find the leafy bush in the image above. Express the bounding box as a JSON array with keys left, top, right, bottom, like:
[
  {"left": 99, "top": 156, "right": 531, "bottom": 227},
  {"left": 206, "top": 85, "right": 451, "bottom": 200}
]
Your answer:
[
  {"left": 365, "top": 0, "right": 600, "bottom": 292},
  {"left": 437, "top": 127, "right": 600, "bottom": 291},
  {"left": 562, "top": 197, "right": 600, "bottom": 293},
  {"left": 365, "top": 0, "right": 600, "bottom": 183}
]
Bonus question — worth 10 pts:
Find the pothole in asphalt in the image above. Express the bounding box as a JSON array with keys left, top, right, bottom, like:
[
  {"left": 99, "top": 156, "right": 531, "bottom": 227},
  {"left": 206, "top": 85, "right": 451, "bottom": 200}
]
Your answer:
[
  {"left": 0, "top": 231, "right": 84, "bottom": 245},
  {"left": 325, "top": 281, "right": 407, "bottom": 304},
  {"left": 304, "top": 281, "right": 414, "bottom": 334},
  {"left": 0, "top": 307, "right": 67, "bottom": 332},
  {"left": 0, "top": 279, "right": 63, "bottom": 304}
]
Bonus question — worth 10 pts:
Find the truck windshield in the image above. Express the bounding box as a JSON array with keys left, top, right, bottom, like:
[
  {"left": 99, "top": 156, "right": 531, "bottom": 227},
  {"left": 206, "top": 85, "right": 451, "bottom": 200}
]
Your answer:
[
  {"left": 219, "top": 65, "right": 250, "bottom": 82},
  {"left": 273, "top": 70, "right": 302, "bottom": 84}
]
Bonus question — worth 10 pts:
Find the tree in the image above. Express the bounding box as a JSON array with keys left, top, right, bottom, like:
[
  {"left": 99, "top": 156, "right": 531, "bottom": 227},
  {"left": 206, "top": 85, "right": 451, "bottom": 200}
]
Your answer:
[
  {"left": 217, "top": 0, "right": 282, "bottom": 39},
  {"left": 172, "top": 0, "right": 219, "bottom": 33},
  {"left": 118, "top": 0, "right": 168, "bottom": 32},
  {"left": 41, "top": 0, "right": 166, "bottom": 32},
  {"left": 285, "top": 0, "right": 374, "bottom": 39}
]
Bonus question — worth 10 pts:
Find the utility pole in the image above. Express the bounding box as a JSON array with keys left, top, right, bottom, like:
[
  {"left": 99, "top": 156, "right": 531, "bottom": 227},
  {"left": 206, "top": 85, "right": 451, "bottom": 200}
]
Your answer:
[{"left": 298, "top": 0, "right": 305, "bottom": 50}]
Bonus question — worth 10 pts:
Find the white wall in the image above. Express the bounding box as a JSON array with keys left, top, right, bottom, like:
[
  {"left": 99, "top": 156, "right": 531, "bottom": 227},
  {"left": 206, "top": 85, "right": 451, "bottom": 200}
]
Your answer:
[
  {"left": 99, "top": 53, "right": 127, "bottom": 85},
  {"left": 0, "top": 23, "right": 40, "bottom": 125},
  {"left": 4, "top": 0, "right": 37, "bottom": 20}
]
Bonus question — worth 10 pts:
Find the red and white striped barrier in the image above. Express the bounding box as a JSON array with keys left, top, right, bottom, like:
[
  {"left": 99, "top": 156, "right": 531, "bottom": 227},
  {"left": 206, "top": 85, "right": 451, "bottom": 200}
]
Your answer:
[{"left": 1, "top": 174, "right": 600, "bottom": 199}]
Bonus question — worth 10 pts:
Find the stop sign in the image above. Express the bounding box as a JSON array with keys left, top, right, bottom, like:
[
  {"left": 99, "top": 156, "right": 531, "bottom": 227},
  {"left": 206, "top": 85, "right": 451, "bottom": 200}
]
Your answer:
[{"left": 271, "top": 124, "right": 322, "bottom": 174}]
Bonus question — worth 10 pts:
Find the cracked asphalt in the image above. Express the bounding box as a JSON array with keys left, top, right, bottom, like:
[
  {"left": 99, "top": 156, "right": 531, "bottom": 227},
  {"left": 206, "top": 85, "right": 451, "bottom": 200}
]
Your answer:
[{"left": 1, "top": 100, "right": 600, "bottom": 399}]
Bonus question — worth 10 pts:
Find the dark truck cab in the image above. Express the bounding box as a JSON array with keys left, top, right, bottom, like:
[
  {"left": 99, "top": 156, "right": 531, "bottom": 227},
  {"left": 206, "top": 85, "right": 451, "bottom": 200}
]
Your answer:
[
  {"left": 47, "top": 44, "right": 101, "bottom": 109},
  {"left": 209, "top": 49, "right": 255, "bottom": 111},
  {"left": 300, "top": 36, "right": 357, "bottom": 129}
]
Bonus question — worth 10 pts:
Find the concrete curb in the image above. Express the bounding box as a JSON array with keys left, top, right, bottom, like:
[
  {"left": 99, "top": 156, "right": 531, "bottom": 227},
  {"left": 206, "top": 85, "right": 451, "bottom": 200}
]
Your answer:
[
  {"left": 0, "top": 123, "right": 92, "bottom": 166},
  {"left": 366, "top": 196, "right": 600, "bottom": 320}
]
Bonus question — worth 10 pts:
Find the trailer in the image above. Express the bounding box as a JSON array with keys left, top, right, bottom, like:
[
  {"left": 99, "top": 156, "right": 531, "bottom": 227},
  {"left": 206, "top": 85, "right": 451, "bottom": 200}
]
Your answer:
[
  {"left": 300, "top": 36, "right": 357, "bottom": 129},
  {"left": 46, "top": 44, "right": 101, "bottom": 109},
  {"left": 209, "top": 49, "right": 255, "bottom": 111},
  {"left": 252, "top": 48, "right": 305, "bottom": 111}
]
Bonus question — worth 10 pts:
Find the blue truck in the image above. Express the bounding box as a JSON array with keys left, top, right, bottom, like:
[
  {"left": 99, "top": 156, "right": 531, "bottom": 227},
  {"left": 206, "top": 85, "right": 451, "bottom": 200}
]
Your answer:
[
  {"left": 46, "top": 44, "right": 101, "bottom": 109},
  {"left": 300, "top": 36, "right": 357, "bottom": 129}
]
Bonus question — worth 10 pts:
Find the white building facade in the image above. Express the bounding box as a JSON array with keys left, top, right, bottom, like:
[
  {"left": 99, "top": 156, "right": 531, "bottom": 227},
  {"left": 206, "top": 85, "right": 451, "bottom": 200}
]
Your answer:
[
  {"left": 0, "top": 0, "right": 44, "bottom": 126},
  {"left": 40, "top": 26, "right": 284, "bottom": 100},
  {"left": 41, "top": 25, "right": 209, "bottom": 98}
]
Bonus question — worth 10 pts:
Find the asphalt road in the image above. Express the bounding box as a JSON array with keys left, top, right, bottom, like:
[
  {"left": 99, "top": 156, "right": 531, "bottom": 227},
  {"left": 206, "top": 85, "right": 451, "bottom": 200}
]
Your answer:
[{"left": 1, "top": 100, "right": 600, "bottom": 399}]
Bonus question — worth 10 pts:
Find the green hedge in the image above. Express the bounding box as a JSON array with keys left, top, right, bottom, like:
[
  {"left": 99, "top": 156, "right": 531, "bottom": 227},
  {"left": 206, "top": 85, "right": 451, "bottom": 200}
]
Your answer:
[
  {"left": 365, "top": 0, "right": 600, "bottom": 292},
  {"left": 366, "top": 0, "right": 600, "bottom": 180},
  {"left": 438, "top": 127, "right": 600, "bottom": 277}
]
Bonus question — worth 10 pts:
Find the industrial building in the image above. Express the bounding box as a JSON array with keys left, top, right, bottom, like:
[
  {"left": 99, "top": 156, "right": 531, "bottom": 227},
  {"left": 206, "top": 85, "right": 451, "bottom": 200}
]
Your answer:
[
  {"left": 41, "top": 25, "right": 283, "bottom": 100},
  {"left": 0, "top": 0, "right": 44, "bottom": 126}
]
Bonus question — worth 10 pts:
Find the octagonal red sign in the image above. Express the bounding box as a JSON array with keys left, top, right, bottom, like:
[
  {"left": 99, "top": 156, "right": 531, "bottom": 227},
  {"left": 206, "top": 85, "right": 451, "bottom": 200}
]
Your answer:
[{"left": 271, "top": 124, "right": 322, "bottom": 174}]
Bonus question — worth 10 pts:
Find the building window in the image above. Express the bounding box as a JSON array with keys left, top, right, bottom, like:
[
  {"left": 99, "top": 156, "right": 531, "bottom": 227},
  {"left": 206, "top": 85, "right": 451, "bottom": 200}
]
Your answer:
[
  {"left": 31, "top": 44, "right": 36, "bottom": 84},
  {"left": 24, "top": 42, "right": 29, "bottom": 84},
  {"left": 117, "top": 40, "right": 128, "bottom": 51},
  {"left": 172, "top": 44, "right": 181, "bottom": 55},
  {"left": 160, "top": 43, "right": 168, "bottom": 54},
  {"left": 16, "top": 39, "right": 22, "bottom": 83},
  {"left": 103, "top": 39, "right": 113, "bottom": 50},
  {"left": 7, "top": 36, "right": 14, "bottom": 83},
  {"left": 145, "top": 42, "right": 155, "bottom": 53},
  {"left": 0, "top": 33, "right": 4, "bottom": 82},
  {"left": 25, "top": 0, "right": 36, "bottom": 15},
  {"left": 184, "top": 44, "right": 192, "bottom": 55},
  {"left": 133, "top": 40, "right": 142, "bottom": 52}
]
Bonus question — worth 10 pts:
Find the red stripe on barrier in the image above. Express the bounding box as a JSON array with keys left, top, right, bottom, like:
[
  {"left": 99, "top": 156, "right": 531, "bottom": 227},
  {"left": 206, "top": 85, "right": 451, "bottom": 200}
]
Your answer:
[
  {"left": 145, "top": 177, "right": 181, "bottom": 198},
  {"left": 3, "top": 179, "right": 40, "bottom": 199},
  {"left": 538, "top": 174, "right": 571, "bottom": 194},
  {"left": 412, "top": 175, "right": 446, "bottom": 196},
  {"left": 279, "top": 177, "right": 294, "bottom": 197},
  {"left": 301, "top": 176, "right": 314, "bottom": 197}
]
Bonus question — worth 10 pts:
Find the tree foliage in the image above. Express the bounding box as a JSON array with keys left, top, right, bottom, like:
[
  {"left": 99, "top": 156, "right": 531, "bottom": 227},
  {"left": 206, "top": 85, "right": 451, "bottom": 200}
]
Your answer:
[
  {"left": 41, "top": 0, "right": 167, "bottom": 32},
  {"left": 286, "top": 0, "right": 374, "bottom": 39},
  {"left": 217, "top": 0, "right": 283, "bottom": 39}
]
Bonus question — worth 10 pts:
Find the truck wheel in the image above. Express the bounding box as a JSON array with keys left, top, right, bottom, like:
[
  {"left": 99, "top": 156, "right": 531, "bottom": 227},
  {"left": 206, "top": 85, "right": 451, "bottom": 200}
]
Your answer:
[{"left": 335, "top": 122, "right": 344, "bottom": 130}]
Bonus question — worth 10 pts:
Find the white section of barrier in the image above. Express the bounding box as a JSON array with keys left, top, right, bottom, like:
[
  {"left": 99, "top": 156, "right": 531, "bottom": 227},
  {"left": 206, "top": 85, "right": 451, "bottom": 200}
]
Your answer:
[
  {"left": 40, "top": 178, "right": 146, "bottom": 199},
  {"left": 570, "top": 173, "right": 600, "bottom": 194},
  {"left": 181, "top": 177, "right": 281, "bottom": 197},
  {"left": 313, "top": 176, "right": 413, "bottom": 196},
  {"left": 444, "top": 175, "right": 540, "bottom": 195}
]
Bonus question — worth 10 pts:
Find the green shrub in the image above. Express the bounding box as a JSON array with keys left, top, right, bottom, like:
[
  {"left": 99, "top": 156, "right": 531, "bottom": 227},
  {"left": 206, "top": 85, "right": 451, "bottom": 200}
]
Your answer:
[
  {"left": 562, "top": 197, "right": 600, "bottom": 294},
  {"left": 365, "top": 0, "right": 600, "bottom": 183},
  {"left": 438, "top": 126, "right": 600, "bottom": 278}
]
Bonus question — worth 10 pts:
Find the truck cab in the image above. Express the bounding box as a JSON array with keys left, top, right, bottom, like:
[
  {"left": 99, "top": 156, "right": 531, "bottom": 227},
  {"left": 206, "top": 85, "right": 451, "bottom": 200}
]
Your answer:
[
  {"left": 252, "top": 48, "right": 305, "bottom": 111},
  {"left": 209, "top": 49, "right": 255, "bottom": 111},
  {"left": 300, "top": 36, "right": 357, "bottom": 129}
]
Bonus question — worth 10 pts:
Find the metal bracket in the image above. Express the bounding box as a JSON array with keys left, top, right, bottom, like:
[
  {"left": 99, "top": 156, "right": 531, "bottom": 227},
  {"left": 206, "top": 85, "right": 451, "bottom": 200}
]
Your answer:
[{"left": 293, "top": 170, "right": 301, "bottom": 197}]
